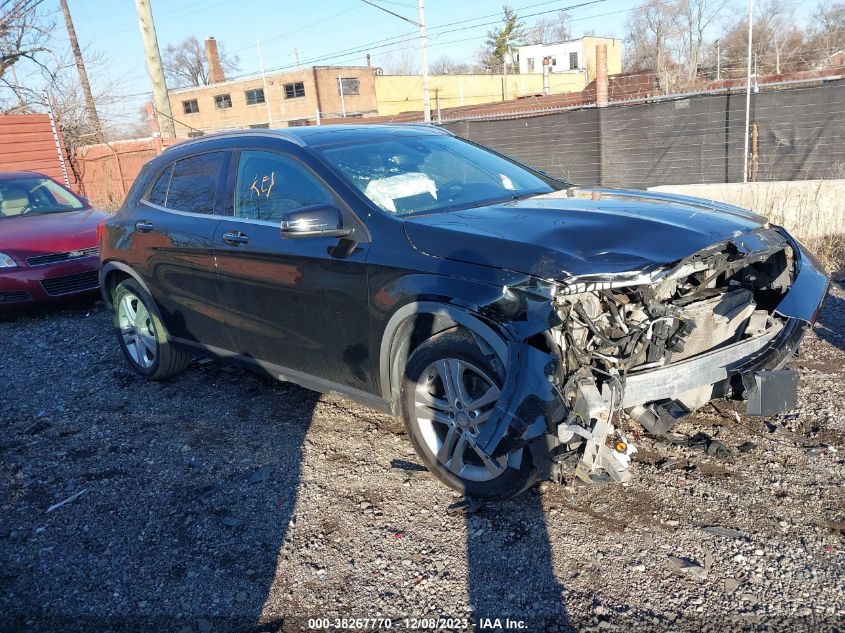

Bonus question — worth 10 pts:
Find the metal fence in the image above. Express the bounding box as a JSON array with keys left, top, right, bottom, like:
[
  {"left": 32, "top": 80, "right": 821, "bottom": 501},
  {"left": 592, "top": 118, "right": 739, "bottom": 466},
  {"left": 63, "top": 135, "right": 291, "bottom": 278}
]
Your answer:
[{"left": 442, "top": 78, "right": 845, "bottom": 189}]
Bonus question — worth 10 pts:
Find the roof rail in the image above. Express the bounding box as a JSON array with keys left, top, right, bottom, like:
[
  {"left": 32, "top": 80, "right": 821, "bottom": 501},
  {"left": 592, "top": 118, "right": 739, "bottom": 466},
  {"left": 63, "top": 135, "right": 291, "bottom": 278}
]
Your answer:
[
  {"left": 164, "top": 128, "right": 306, "bottom": 151},
  {"left": 400, "top": 123, "right": 455, "bottom": 136}
]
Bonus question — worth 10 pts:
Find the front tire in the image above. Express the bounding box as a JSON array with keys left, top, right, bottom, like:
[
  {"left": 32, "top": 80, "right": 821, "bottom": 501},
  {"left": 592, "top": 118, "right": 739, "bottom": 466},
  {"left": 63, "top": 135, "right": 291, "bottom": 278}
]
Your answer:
[
  {"left": 401, "top": 331, "right": 537, "bottom": 499},
  {"left": 112, "top": 278, "right": 190, "bottom": 380}
]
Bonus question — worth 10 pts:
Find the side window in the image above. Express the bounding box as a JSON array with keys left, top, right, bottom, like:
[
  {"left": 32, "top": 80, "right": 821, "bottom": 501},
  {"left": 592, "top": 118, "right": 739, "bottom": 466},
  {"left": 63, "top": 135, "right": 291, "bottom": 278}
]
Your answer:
[
  {"left": 166, "top": 152, "right": 227, "bottom": 214},
  {"left": 146, "top": 164, "right": 173, "bottom": 206},
  {"left": 235, "top": 151, "right": 333, "bottom": 222}
]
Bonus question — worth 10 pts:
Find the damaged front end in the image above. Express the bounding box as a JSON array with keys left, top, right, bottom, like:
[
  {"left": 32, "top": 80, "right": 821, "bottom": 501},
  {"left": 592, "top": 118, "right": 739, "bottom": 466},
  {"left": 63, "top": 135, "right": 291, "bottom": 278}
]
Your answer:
[{"left": 478, "top": 227, "right": 829, "bottom": 485}]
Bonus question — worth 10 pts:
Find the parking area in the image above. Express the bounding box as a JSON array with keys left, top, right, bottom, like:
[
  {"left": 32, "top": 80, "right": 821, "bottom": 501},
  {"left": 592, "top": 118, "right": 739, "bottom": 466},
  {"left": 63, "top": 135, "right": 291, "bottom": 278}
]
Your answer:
[{"left": 1, "top": 279, "right": 844, "bottom": 632}]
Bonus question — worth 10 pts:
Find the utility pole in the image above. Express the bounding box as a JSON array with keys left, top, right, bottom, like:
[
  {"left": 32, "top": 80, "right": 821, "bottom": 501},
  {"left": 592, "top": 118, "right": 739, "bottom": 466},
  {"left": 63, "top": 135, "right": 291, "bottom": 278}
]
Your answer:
[
  {"left": 360, "top": 0, "right": 429, "bottom": 122},
  {"left": 743, "top": 0, "right": 754, "bottom": 183},
  {"left": 293, "top": 47, "right": 301, "bottom": 68},
  {"left": 417, "top": 0, "right": 431, "bottom": 122},
  {"left": 59, "top": 0, "right": 101, "bottom": 140},
  {"left": 338, "top": 76, "right": 347, "bottom": 117},
  {"left": 257, "top": 39, "right": 274, "bottom": 127},
  {"left": 715, "top": 39, "right": 721, "bottom": 81},
  {"left": 135, "top": 0, "right": 175, "bottom": 139}
]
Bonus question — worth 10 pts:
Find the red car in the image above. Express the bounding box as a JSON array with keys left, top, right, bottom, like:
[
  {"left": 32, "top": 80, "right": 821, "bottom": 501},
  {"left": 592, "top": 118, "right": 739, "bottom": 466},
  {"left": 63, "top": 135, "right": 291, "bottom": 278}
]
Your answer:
[{"left": 0, "top": 171, "right": 106, "bottom": 310}]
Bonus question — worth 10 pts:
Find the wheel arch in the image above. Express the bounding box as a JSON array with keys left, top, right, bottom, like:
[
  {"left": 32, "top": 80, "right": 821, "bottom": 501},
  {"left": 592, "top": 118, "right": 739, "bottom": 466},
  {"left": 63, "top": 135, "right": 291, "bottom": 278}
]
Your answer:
[
  {"left": 99, "top": 261, "right": 154, "bottom": 309},
  {"left": 379, "top": 301, "right": 510, "bottom": 414}
]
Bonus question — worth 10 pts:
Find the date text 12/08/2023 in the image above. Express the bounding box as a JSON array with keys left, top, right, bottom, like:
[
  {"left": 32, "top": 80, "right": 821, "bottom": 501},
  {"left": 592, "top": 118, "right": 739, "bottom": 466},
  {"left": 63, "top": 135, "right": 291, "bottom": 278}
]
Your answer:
[{"left": 305, "top": 617, "right": 529, "bottom": 630}]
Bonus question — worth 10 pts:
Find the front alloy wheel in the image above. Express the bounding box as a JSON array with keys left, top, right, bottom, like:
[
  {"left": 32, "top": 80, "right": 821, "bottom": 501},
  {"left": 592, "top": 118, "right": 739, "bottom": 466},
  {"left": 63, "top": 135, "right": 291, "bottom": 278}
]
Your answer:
[
  {"left": 415, "top": 358, "right": 506, "bottom": 481},
  {"left": 401, "top": 331, "right": 537, "bottom": 499}
]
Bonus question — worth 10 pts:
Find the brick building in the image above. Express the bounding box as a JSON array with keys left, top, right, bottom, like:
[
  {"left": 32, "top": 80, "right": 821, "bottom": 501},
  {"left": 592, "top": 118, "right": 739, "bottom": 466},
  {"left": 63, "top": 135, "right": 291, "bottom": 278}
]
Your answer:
[{"left": 165, "top": 38, "right": 378, "bottom": 138}]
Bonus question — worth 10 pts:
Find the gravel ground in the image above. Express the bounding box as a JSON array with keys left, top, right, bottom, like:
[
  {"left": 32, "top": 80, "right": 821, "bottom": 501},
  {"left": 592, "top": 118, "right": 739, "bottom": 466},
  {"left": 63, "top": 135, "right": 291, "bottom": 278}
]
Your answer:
[{"left": 1, "top": 279, "right": 844, "bottom": 633}]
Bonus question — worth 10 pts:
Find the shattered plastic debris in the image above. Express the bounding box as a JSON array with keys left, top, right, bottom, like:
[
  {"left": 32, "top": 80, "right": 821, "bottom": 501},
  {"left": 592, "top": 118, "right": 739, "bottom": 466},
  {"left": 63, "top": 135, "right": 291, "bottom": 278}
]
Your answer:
[{"left": 667, "top": 555, "right": 708, "bottom": 580}]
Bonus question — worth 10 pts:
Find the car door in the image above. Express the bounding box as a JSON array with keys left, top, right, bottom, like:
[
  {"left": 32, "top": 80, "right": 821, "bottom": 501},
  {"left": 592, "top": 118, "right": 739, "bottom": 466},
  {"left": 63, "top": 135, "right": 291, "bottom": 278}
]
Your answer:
[
  {"left": 213, "top": 147, "right": 373, "bottom": 392},
  {"left": 134, "top": 150, "right": 235, "bottom": 351}
]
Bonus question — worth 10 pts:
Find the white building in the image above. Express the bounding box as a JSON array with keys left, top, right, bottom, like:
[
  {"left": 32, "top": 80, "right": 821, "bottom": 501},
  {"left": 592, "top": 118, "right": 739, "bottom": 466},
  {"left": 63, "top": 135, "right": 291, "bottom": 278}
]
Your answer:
[{"left": 516, "top": 37, "right": 622, "bottom": 79}]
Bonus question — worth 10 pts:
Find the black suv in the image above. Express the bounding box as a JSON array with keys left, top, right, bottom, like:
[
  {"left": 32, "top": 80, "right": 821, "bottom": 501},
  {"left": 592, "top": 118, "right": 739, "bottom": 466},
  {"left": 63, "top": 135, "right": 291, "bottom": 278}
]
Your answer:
[{"left": 100, "top": 125, "right": 827, "bottom": 498}]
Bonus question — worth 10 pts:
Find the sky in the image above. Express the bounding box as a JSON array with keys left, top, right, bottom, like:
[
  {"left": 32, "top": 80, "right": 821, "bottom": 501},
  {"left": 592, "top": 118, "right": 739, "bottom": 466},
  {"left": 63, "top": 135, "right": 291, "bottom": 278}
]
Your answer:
[{"left": 30, "top": 0, "right": 816, "bottom": 132}]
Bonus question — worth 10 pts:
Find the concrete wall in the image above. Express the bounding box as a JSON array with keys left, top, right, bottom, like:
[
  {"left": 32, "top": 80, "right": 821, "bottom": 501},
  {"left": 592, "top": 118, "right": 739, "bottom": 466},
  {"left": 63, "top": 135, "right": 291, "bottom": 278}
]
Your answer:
[
  {"left": 374, "top": 73, "right": 586, "bottom": 116},
  {"left": 649, "top": 180, "right": 845, "bottom": 240},
  {"left": 167, "top": 66, "right": 378, "bottom": 138}
]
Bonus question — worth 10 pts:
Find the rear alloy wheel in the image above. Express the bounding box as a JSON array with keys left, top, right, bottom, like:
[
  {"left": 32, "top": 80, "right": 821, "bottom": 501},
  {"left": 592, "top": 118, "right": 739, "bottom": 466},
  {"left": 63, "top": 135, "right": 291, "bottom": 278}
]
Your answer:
[
  {"left": 117, "top": 292, "right": 157, "bottom": 369},
  {"left": 112, "top": 278, "right": 190, "bottom": 380},
  {"left": 401, "top": 331, "right": 537, "bottom": 499}
]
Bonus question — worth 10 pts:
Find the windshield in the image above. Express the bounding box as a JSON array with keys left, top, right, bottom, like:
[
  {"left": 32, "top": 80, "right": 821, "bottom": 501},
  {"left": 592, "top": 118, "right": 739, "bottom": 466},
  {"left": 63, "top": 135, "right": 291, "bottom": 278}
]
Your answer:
[
  {"left": 318, "top": 134, "right": 557, "bottom": 216},
  {"left": 0, "top": 176, "right": 86, "bottom": 219}
]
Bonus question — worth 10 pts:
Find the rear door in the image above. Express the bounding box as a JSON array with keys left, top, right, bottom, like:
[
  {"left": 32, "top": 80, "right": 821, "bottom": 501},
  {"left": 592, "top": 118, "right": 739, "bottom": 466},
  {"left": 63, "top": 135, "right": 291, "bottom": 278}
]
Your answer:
[
  {"left": 213, "top": 147, "right": 373, "bottom": 392},
  {"left": 134, "top": 150, "right": 235, "bottom": 351}
]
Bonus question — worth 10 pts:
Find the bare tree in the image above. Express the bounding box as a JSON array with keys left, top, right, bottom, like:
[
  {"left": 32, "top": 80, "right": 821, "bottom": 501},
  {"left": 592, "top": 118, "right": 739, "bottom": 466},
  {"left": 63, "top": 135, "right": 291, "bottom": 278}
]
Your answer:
[
  {"left": 624, "top": 0, "right": 679, "bottom": 87},
  {"left": 0, "top": 0, "right": 50, "bottom": 76},
  {"left": 525, "top": 10, "right": 572, "bottom": 45},
  {"left": 625, "top": 0, "right": 735, "bottom": 90},
  {"left": 0, "top": 0, "right": 53, "bottom": 110},
  {"left": 162, "top": 36, "right": 239, "bottom": 88},
  {"left": 676, "top": 0, "right": 731, "bottom": 83},
  {"left": 379, "top": 45, "right": 419, "bottom": 75},
  {"left": 430, "top": 55, "right": 476, "bottom": 74},
  {"left": 806, "top": 0, "right": 845, "bottom": 65},
  {"left": 716, "top": 0, "right": 806, "bottom": 78}
]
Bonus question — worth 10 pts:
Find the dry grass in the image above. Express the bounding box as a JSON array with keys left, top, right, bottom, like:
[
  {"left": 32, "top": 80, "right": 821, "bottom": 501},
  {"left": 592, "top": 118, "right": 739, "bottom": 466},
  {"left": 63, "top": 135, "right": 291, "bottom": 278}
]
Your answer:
[{"left": 804, "top": 233, "right": 845, "bottom": 276}]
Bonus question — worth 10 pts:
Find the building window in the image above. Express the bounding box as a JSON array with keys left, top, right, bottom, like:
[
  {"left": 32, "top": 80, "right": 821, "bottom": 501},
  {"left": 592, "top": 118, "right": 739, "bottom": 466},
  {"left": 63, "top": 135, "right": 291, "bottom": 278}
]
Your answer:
[
  {"left": 287, "top": 119, "right": 311, "bottom": 127},
  {"left": 182, "top": 99, "right": 199, "bottom": 114},
  {"left": 284, "top": 82, "right": 305, "bottom": 99},
  {"left": 214, "top": 94, "right": 232, "bottom": 109},
  {"left": 245, "top": 88, "right": 265, "bottom": 105},
  {"left": 569, "top": 52, "right": 579, "bottom": 70},
  {"left": 526, "top": 57, "right": 535, "bottom": 72},
  {"left": 338, "top": 77, "right": 360, "bottom": 95},
  {"left": 249, "top": 123, "right": 270, "bottom": 129}
]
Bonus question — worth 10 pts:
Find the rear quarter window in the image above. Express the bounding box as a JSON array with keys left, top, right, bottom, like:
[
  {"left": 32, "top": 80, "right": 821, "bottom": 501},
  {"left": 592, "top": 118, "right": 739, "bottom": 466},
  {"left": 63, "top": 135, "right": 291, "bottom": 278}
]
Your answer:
[
  {"left": 146, "top": 164, "right": 172, "bottom": 206},
  {"left": 167, "top": 152, "right": 227, "bottom": 214},
  {"left": 144, "top": 151, "right": 228, "bottom": 214}
]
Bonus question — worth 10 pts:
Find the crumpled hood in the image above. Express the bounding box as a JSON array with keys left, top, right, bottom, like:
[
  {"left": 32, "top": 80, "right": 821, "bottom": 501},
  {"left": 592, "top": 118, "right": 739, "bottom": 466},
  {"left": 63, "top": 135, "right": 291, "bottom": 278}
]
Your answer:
[{"left": 403, "top": 187, "right": 769, "bottom": 279}]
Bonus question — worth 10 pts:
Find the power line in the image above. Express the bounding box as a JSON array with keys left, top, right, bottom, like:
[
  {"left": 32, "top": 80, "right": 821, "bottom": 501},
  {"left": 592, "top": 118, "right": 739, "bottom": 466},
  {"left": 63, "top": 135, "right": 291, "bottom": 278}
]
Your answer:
[
  {"left": 228, "top": 0, "right": 613, "bottom": 80},
  {"left": 360, "top": 0, "right": 420, "bottom": 27}
]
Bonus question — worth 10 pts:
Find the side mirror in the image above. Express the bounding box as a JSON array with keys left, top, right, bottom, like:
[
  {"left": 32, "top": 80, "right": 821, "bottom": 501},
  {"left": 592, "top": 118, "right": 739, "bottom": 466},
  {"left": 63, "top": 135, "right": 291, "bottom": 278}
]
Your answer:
[{"left": 279, "top": 204, "right": 353, "bottom": 239}]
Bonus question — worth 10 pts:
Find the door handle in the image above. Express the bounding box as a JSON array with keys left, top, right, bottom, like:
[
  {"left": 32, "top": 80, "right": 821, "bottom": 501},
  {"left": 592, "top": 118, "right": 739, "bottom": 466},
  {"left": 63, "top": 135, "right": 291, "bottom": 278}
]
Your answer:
[
  {"left": 135, "top": 220, "right": 154, "bottom": 232},
  {"left": 222, "top": 230, "right": 250, "bottom": 246}
]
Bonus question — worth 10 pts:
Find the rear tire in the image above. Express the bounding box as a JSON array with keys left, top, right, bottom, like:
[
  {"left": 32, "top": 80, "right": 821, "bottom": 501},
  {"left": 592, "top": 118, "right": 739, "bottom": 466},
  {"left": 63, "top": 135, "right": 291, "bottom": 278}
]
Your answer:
[
  {"left": 401, "top": 330, "right": 538, "bottom": 499},
  {"left": 112, "top": 278, "right": 190, "bottom": 380}
]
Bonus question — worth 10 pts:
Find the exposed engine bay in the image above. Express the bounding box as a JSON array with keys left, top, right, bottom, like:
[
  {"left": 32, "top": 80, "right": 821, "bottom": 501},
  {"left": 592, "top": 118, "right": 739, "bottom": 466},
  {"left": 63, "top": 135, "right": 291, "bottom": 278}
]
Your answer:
[{"left": 489, "top": 227, "right": 824, "bottom": 486}]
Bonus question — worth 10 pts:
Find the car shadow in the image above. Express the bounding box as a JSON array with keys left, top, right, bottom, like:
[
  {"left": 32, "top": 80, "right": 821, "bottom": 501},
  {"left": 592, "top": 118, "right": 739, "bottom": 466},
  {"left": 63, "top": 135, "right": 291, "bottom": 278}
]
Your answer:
[
  {"left": 465, "top": 493, "right": 570, "bottom": 630},
  {"left": 814, "top": 272, "right": 845, "bottom": 353},
  {"left": 3, "top": 274, "right": 572, "bottom": 631},
  {"left": 0, "top": 302, "right": 317, "bottom": 632},
  {"left": 420, "top": 245, "right": 573, "bottom": 630}
]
